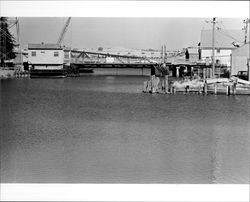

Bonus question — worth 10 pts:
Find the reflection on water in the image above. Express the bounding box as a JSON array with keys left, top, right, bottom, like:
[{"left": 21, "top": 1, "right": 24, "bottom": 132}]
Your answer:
[{"left": 0, "top": 74, "right": 249, "bottom": 183}]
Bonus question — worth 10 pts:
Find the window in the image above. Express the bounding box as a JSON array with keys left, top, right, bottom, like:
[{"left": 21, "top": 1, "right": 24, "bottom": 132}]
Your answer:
[
  {"left": 64, "top": 52, "right": 69, "bottom": 59},
  {"left": 217, "top": 49, "right": 220, "bottom": 53},
  {"left": 31, "top": 51, "right": 36, "bottom": 56},
  {"left": 54, "top": 52, "right": 59, "bottom": 57}
]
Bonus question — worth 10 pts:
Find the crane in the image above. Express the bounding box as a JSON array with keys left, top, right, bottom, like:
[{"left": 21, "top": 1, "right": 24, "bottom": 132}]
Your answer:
[{"left": 57, "top": 17, "right": 71, "bottom": 45}]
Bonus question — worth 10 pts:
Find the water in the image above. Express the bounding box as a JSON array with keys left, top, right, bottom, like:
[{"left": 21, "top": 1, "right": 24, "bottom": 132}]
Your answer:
[{"left": 0, "top": 73, "right": 249, "bottom": 183}]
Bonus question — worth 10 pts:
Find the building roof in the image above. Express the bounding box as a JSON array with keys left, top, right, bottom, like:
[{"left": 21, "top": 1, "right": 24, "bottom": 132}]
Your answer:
[
  {"left": 28, "top": 43, "right": 62, "bottom": 50},
  {"left": 232, "top": 42, "right": 250, "bottom": 55},
  {"left": 187, "top": 47, "right": 199, "bottom": 54},
  {"left": 200, "top": 29, "right": 245, "bottom": 49}
]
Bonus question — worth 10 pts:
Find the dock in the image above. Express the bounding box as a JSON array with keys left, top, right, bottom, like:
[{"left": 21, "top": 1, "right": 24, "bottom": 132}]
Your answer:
[{"left": 143, "top": 76, "right": 250, "bottom": 95}]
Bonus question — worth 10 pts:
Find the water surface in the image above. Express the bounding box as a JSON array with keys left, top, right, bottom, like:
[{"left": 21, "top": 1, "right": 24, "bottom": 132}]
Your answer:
[{"left": 0, "top": 74, "right": 249, "bottom": 183}]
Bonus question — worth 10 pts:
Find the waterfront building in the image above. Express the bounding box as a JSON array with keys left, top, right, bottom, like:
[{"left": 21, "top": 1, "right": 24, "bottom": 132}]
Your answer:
[
  {"left": 200, "top": 29, "right": 245, "bottom": 66},
  {"left": 231, "top": 42, "right": 250, "bottom": 76},
  {"left": 28, "top": 43, "right": 66, "bottom": 77}
]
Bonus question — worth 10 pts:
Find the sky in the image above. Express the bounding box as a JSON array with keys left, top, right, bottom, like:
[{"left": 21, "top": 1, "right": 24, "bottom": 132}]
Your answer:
[{"left": 13, "top": 17, "right": 246, "bottom": 51}]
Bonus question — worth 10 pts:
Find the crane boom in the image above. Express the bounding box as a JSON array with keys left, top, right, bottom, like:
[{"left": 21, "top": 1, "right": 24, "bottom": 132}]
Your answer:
[{"left": 57, "top": 17, "right": 71, "bottom": 45}]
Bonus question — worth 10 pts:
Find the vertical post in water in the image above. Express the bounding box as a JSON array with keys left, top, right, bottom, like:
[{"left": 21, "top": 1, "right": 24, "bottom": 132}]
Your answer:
[
  {"left": 164, "top": 75, "right": 169, "bottom": 93},
  {"left": 176, "top": 66, "right": 180, "bottom": 78},
  {"left": 152, "top": 75, "right": 156, "bottom": 93},
  {"left": 203, "top": 67, "right": 206, "bottom": 79},
  {"left": 247, "top": 58, "right": 250, "bottom": 82},
  {"left": 173, "top": 87, "right": 176, "bottom": 94},
  {"left": 232, "top": 82, "right": 237, "bottom": 95},
  {"left": 226, "top": 85, "right": 230, "bottom": 96},
  {"left": 198, "top": 86, "right": 202, "bottom": 94},
  {"left": 204, "top": 81, "right": 208, "bottom": 95}
]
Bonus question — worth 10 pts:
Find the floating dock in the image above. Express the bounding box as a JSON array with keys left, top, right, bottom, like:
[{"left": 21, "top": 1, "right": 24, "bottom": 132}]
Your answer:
[{"left": 143, "top": 76, "right": 250, "bottom": 95}]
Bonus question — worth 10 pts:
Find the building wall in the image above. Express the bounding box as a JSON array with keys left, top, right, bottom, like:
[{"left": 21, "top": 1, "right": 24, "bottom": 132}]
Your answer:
[
  {"left": 231, "top": 44, "right": 249, "bottom": 75},
  {"left": 201, "top": 49, "right": 232, "bottom": 66},
  {"left": 28, "top": 49, "right": 64, "bottom": 66}
]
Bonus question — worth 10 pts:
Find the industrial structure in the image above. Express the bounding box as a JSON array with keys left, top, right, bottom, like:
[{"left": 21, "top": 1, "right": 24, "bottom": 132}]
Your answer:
[
  {"left": 231, "top": 42, "right": 250, "bottom": 78},
  {"left": 28, "top": 43, "right": 66, "bottom": 78},
  {"left": 1, "top": 17, "right": 249, "bottom": 81}
]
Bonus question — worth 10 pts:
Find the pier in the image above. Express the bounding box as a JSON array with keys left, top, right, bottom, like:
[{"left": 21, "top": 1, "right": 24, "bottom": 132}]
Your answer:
[{"left": 143, "top": 76, "right": 250, "bottom": 95}]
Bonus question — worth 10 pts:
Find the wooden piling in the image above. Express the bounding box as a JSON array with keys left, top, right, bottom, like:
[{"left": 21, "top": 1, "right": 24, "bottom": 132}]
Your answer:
[
  {"left": 164, "top": 75, "right": 169, "bottom": 93},
  {"left": 232, "top": 82, "right": 237, "bottom": 95},
  {"left": 214, "top": 84, "right": 217, "bottom": 95},
  {"left": 198, "top": 86, "right": 202, "bottom": 94},
  {"left": 173, "top": 87, "right": 176, "bottom": 94},
  {"left": 143, "top": 81, "right": 148, "bottom": 93},
  {"left": 150, "top": 75, "right": 154, "bottom": 93},
  {"left": 170, "top": 84, "right": 173, "bottom": 94},
  {"left": 176, "top": 67, "right": 180, "bottom": 78},
  {"left": 204, "top": 82, "right": 208, "bottom": 95},
  {"left": 226, "top": 85, "right": 230, "bottom": 96},
  {"left": 185, "top": 86, "right": 190, "bottom": 94}
]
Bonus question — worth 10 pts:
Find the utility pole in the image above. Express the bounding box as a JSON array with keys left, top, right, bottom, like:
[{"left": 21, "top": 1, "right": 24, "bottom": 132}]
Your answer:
[
  {"left": 244, "top": 18, "right": 250, "bottom": 81},
  {"left": 243, "top": 18, "right": 249, "bottom": 44},
  {"left": 205, "top": 17, "right": 218, "bottom": 78},
  {"left": 15, "top": 17, "right": 21, "bottom": 66},
  {"left": 212, "top": 17, "right": 216, "bottom": 78}
]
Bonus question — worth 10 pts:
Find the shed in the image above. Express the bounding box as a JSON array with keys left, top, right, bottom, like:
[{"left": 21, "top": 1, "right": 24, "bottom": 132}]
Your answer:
[
  {"left": 200, "top": 29, "right": 245, "bottom": 66},
  {"left": 28, "top": 43, "right": 64, "bottom": 70},
  {"left": 231, "top": 42, "right": 250, "bottom": 75}
]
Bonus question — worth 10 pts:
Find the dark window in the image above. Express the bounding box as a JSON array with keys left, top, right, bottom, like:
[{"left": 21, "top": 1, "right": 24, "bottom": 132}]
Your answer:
[
  {"left": 217, "top": 49, "right": 220, "bottom": 53},
  {"left": 64, "top": 52, "right": 69, "bottom": 59},
  {"left": 31, "top": 51, "right": 36, "bottom": 56},
  {"left": 54, "top": 52, "right": 59, "bottom": 57}
]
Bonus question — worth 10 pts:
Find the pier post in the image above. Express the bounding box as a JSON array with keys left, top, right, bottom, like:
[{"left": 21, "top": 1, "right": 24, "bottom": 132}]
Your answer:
[
  {"left": 214, "top": 84, "right": 217, "bottom": 95},
  {"left": 232, "top": 82, "right": 237, "bottom": 95},
  {"left": 176, "top": 67, "right": 180, "bottom": 78},
  {"left": 185, "top": 86, "right": 190, "bottom": 94},
  {"left": 173, "top": 87, "right": 176, "bottom": 94},
  {"left": 198, "top": 86, "right": 202, "bottom": 94},
  {"left": 150, "top": 76, "right": 153, "bottom": 93},
  {"left": 247, "top": 58, "right": 250, "bottom": 82},
  {"left": 151, "top": 75, "right": 156, "bottom": 93},
  {"left": 143, "top": 81, "right": 148, "bottom": 93},
  {"left": 204, "top": 82, "right": 208, "bottom": 95},
  {"left": 170, "top": 84, "right": 173, "bottom": 94},
  {"left": 203, "top": 68, "right": 207, "bottom": 79},
  {"left": 164, "top": 75, "right": 169, "bottom": 93},
  {"left": 226, "top": 85, "right": 230, "bottom": 96}
]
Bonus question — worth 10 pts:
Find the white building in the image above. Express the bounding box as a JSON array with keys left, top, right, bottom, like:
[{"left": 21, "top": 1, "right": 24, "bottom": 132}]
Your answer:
[
  {"left": 231, "top": 42, "right": 250, "bottom": 75},
  {"left": 28, "top": 43, "right": 64, "bottom": 70},
  {"left": 200, "top": 29, "right": 245, "bottom": 66}
]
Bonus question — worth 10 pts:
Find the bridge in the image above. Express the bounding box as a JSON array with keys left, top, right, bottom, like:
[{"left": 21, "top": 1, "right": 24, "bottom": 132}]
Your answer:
[
  {"left": 62, "top": 49, "right": 209, "bottom": 78},
  {"left": 64, "top": 49, "right": 160, "bottom": 68},
  {"left": 62, "top": 49, "right": 170, "bottom": 76}
]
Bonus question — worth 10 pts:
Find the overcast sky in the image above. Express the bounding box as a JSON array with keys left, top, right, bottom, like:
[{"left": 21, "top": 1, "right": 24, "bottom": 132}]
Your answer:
[{"left": 16, "top": 17, "right": 245, "bottom": 51}]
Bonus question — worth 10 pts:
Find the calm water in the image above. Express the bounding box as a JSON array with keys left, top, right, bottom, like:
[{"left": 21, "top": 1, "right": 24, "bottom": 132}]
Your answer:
[{"left": 0, "top": 72, "right": 249, "bottom": 183}]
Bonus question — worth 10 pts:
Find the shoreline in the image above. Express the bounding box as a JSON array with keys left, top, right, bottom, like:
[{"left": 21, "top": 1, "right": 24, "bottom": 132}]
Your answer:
[{"left": 0, "top": 69, "right": 15, "bottom": 80}]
